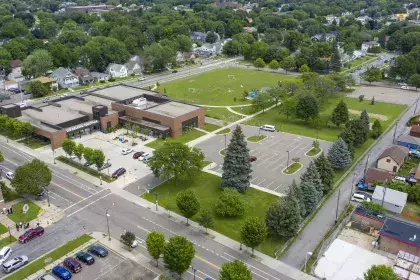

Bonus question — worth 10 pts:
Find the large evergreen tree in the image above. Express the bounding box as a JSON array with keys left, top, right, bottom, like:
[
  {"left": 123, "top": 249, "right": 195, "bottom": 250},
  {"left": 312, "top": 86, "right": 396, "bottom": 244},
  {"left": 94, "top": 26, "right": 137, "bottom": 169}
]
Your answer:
[
  {"left": 346, "top": 119, "right": 368, "bottom": 146},
  {"left": 221, "top": 125, "right": 252, "bottom": 193},
  {"left": 314, "top": 153, "right": 334, "bottom": 194},
  {"left": 330, "top": 40, "right": 342, "bottom": 72},
  {"left": 360, "top": 109, "right": 370, "bottom": 137},
  {"left": 288, "top": 180, "right": 305, "bottom": 217},
  {"left": 331, "top": 100, "right": 349, "bottom": 127},
  {"left": 339, "top": 128, "right": 355, "bottom": 156},
  {"left": 300, "top": 180, "right": 319, "bottom": 216},
  {"left": 300, "top": 161, "right": 323, "bottom": 200},
  {"left": 266, "top": 195, "right": 302, "bottom": 237},
  {"left": 327, "top": 138, "right": 352, "bottom": 169}
]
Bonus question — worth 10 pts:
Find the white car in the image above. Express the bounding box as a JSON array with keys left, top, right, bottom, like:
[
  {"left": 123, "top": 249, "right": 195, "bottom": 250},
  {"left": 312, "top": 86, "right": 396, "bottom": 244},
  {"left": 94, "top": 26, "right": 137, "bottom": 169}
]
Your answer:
[
  {"left": 351, "top": 192, "right": 371, "bottom": 203},
  {"left": 0, "top": 247, "right": 12, "bottom": 266},
  {"left": 401, "top": 85, "right": 409, "bottom": 90},
  {"left": 398, "top": 82, "right": 407, "bottom": 86},
  {"left": 122, "top": 148, "right": 133, "bottom": 155},
  {"left": 139, "top": 153, "right": 150, "bottom": 161},
  {"left": 392, "top": 176, "right": 407, "bottom": 183},
  {"left": 71, "top": 154, "right": 78, "bottom": 160},
  {"left": 138, "top": 77, "right": 146, "bottom": 82},
  {"left": 260, "top": 125, "right": 276, "bottom": 132},
  {"left": 2, "top": 255, "right": 28, "bottom": 273},
  {"left": 143, "top": 155, "right": 153, "bottom": 163},
  {"left": 19, "top": 102, "right": 27, "bottom": 108},
  {"left": 5, "top": 172, "right": 13, "bottom": 180}
]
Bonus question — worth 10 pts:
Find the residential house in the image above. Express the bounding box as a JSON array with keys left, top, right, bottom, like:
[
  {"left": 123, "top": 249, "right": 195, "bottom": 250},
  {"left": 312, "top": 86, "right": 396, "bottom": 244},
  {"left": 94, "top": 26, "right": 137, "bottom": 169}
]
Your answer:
[
  {"left": 243, "top": 27, "right": 257, "bottom": 33},
  {"left": 342, "top": 50, "right": 365, "bottom": 63},
  {"left": 195, "top": 43, "right": 217, "bottom": 57},
  {"left": 356, "top": 16, "right": 371, "bottom": 24},
  {"left": 311, "top": 32, "right": 337, "bottom": 42},
  {"left": 90, "top": 72, "right": 110, "bottom": 82},
  {"left": 35, "top": 76, "right": 58, "bottom": 91},
  {"left": 212, "top": 1, "right": 242, "bottom": 9},
  {"left": 364, "top": 168, "right": 393, "bottom": 186},
  {"left": 372, "top": 186, "right": 407, "bottom": 214},
  {"left": 73, "top": 67, "right": 94, "bottom": 85},
  {"left": 378, "top": 218, "right": 420, "bottom": 255},
  {"left": 325, "top": 15, "right": 340, "bottom": 25},
  {"left": 106, "top": 63, "right": 128, "bottom": 78},
  {"left": 7, "top": 59, "right": 24, "bottom": 82},
  {"left": 3, "top": 80, "right": 18, "bottom": 90},
  {"left": 410, "top": 124, "right": 420, "bottom": 138},
  {"left": 190, "top": 32, "right": 207, "bottom": 43},
  {"left": 124, "top": 61, "right": 142, "bottom": 75},
  {"left": 396, "top": 134, "right": 420, "bottom": 150},
  {"left": 377, "top": 146, "right": 409, "bottom": 173},
  {"left": 361, "top": 41, "right": 380, "bottom": 52},
  {"left": 50, "top": 67, "right": 79, "bottom": 89}
]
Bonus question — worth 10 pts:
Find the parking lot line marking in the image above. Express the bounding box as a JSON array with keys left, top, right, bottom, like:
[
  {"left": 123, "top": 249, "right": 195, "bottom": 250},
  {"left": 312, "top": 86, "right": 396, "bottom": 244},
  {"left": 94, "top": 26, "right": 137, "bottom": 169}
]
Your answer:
[
  {"left": 61, "top": 188, "right": 107, "bottom": 212},
  {"left": 251, "top": 176, "right": 259, "bottom": 183},
  {"left": 265, "top": 181, "right": 276, "bottom": 189},
  {"left": 274, "top": 184, "right": 283, "bottom": 191},
  {"left": 256, "top": 178, "right": 266, "bottom": 185},
  {"left": 66, "top": 192, "right": 112, "bottom": 217}
]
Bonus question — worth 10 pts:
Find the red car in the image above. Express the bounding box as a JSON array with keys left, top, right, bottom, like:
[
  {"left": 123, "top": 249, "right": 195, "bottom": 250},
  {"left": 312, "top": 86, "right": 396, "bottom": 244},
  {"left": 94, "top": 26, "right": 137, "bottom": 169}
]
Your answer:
[
  {"left": 132, "top": 151, "right": 144, "bottom": 159},
  {"left": 248, "top": 156, "right": 257, "bottom": 163},
  {"left": 19, "top": 226, "right": 44, "bottom": 243}
]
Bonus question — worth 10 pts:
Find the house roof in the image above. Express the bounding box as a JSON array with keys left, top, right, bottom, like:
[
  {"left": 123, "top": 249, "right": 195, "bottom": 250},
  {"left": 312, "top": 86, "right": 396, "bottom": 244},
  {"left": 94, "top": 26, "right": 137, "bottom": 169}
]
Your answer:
[
  {"left": 397, "top": 134, "right": 420, "bottom": 145},
  {"left": 10, "top": 59, "right": 22, "bottom": 68},
  {"left": 363, "top": 41, "right": 379, "bottom": 45},
  {"left": 37, "top": 76, "right": 56, "bottom": 84},
  {"left": 191, "top": 31, "right": 206, "bottom": 37},
  {"left": 354, "top": 205, "right": 386, "bottom": 222},
  {"left": 51, "top": 67, "right": 74, "bottom": 78},
  {"left": 73, "top": 67, "right": 90, "bottom": 77},
  {"left": 124, "top": 61, "right": 140, "bottom": 71},
  {"left": 90, "top": 72, "right": 109, "bottom": 78},
  {"left": 364, "top": 168, "right": 393, "bottom": 184},
  {"left": 106, "top": 63, "right": 125, "bottom": 72},
  {"left": 378, "top": 146, "right": 409, "bottom": 165},
  {"left": 4, "top": 80, "right": 17, "bottom": 85},
  {"left": 410, "top": 125, "right": 420, "bottom": 134},
  {"left": 379, "top": 218, "right": 420, "bottom": 248},
  {"left": 372, "top": 186, "right": 408, "bottom": 206}
]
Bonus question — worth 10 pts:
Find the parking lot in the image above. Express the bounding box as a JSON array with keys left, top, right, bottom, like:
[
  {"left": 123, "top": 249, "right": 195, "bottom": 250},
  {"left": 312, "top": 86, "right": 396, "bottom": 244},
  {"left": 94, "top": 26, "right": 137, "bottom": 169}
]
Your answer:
[
  {"left": 71, "top": 131, "right": 155, "bottom": 188},
  {"left": 196, "top": 125, "right": 333, "bottom": 194},
  {"left": 347, "top": 86, "right": 420, "bottom": 106}
]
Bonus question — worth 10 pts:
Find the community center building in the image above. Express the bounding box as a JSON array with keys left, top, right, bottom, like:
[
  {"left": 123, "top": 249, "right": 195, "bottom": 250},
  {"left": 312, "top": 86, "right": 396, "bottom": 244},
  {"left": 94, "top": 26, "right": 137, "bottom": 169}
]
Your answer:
[{"left": 0, "top": 85, "right": 205, "bottom": 149}]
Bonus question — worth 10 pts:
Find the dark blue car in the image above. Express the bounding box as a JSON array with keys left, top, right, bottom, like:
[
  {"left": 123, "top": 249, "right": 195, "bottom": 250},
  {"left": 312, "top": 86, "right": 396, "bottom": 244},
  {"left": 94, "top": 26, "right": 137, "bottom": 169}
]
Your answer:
[
  {"left": 88, "top": 245, "right": 108, "bottom": 257},
  {"left": 52, "top": 265, "right": 72, "bottom": 280},
  {"left": 112, "top": 168, "right": 126, "bottom": 178}
]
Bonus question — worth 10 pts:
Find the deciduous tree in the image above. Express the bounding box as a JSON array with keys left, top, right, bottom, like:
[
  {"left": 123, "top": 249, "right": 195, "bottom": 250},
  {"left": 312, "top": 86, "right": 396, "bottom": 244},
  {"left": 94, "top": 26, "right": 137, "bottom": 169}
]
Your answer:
[
  {"left": 331, "top": 100, "right": 349, "bottom": 127},
  {"left": 327, "top": 138, "right": 352, "bottom": 169},
  {"left": 220, "top": 260, "right": 252, "bottom": 280},
  {"left": 120, "top": 231, "right": 136, "bottom": 249},
  {"left": 372, "top": 119, "right": 382, "bottom": 139},
  {"left": 146, "top": 231, "right": 165, "bottom": 266},
  {"left": 280, "top": 56, "right": 296, "bottom": 73},
  {"left": 346, "top": 119, "right": 368, "bottom": 146},
  {"left": 148, "top": 142, "right": 204, "bottom": 186},
  {"left": 240, "top": 217, "right": 268, "bottom": 255},
  {"left": 176, "top": 189, "right": 200, "bottom": 225},
  {"left": 215, "top": 188, "right": 245, "bottom": 217},
  {"left": 221, "top": 126, "right": 252, "bottom": 193},
  {"left": 253, "top": 57, "right": 265, "bottom": 70},
  {"left": 12, "top": 159, "right": 51, "bottom": 195},
  {"left": 296, "top": 95, "right": 319, "bottom": 123},
  {"left": 92, "top": 149, "right": 106, "bottom": 171},
  {"left": 73, "top": 144, "right": 84, "bottom": 162},
  {"left": 83, "top": 147, "right": 94, "bottom": 164},
  {"left": 22, "top": 49, "right": 53, "bottom": 78},
  {"left": 363, "top": 67, "right": 382, "bottom": 84},
  {"left": 28, "top": 80, "right": 50, "bottom": 98},
  {"left": 61, "top": 139, "right": 76, "bottom": 157},
  {"left": 409, "top": 74, "right": 420, "bottom": 90},
  {"left": 163, "top": 236, "right": 195, "bottom": 275},
  {"left": 364, "top": 265, "right": 398, "bottom": 280},
  {"left": 268, "top": 59, "right": 280, "bottom": 71},
  {"left": 197, "top": 209, "right": 214, "bottom": 233}
]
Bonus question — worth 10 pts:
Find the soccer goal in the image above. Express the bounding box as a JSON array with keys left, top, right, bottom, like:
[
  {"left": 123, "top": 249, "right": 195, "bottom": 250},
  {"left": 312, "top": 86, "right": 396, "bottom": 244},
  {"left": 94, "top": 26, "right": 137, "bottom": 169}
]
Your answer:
[{"left": 228, "top": 75, "right": 236, "bottom": 79}]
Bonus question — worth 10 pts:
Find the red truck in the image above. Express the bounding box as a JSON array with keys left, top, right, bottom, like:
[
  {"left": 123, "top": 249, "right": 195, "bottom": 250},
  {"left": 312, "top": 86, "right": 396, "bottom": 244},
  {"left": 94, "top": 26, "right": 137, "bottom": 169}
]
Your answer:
[{"left": 19, "top": 226, "right": 44, "bottom": 243}]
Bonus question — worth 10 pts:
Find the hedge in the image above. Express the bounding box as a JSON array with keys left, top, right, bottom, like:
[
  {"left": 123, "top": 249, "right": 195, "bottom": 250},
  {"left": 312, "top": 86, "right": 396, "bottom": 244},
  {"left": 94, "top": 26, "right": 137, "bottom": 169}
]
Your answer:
[{"left": 56, "top": 156, "right": 114, "bottom": 183}]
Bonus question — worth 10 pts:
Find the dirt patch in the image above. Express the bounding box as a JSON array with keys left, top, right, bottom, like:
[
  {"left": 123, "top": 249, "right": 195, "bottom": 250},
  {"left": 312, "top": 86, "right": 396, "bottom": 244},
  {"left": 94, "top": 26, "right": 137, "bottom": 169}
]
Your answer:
[{"left": 348, "top": 109, "right": 388, "bottom": 121}]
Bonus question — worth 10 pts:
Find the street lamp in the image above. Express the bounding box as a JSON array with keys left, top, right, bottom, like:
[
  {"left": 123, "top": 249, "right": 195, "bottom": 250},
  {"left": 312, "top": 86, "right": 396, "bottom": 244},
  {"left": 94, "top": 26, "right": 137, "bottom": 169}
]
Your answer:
[
  {"left": 154, "top": 192, "right": 159, "bottom": 211},
  {"left": 105, "top": 202, "right": 115, "bottom": 241},
  {"left": 349, "top": 174, "right": 356, "bottom": 204},
  {"left": 286, "top": 150, "right": 290, "bottom": 169},
  {"left": 304, "top": 252, "right": 313, "bottom": 272},
  {"left": 53, "top": 149, "right": 56, "bottom": 164},
  {"left": 191, "top": 266, "right": 197, "bottom": 280},
  {"left": 224, "top": 134, "right": 227, "bottom": 152},
  {"left": 335, "top": 189, "right": 341, "bottom": 223}
]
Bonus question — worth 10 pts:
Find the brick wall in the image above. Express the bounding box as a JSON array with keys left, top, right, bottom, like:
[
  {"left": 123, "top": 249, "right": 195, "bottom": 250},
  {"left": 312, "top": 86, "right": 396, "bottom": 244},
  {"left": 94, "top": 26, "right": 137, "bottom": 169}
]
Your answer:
[
  {"left": 379, "top": 236, "right": 420, "bottom": 255},
  {"left": 100, "top": 112, "right": 119, "bottom": 130},
  {"left": 351, "top": 213, "right": 384, "bottom": 230},
  {"left": 34, "top": 127, "right": 67, "bottom": 149}
]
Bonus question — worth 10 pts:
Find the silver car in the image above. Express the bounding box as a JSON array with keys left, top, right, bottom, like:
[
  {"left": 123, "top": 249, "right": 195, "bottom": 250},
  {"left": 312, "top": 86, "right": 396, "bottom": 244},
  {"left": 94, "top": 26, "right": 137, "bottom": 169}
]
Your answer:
[{"left": 2, "top": 255, "right": 28, "bottom": 273}]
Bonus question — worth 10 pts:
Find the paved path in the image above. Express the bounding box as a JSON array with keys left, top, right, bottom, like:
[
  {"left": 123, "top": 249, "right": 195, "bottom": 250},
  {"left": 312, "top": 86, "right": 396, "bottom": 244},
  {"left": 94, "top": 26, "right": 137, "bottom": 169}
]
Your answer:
[{"left": 281, "top": 99, "right": 415, "bottom": 269}]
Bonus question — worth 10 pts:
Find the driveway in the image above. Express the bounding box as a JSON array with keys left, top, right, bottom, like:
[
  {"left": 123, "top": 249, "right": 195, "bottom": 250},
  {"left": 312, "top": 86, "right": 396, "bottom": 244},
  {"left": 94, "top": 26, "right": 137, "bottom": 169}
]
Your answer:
[
  {"left": 347, "top": 86, "right": 420, "bottom": 106},
  {"left": 196, "top": 125, "right": 333, "bottom": 194}
]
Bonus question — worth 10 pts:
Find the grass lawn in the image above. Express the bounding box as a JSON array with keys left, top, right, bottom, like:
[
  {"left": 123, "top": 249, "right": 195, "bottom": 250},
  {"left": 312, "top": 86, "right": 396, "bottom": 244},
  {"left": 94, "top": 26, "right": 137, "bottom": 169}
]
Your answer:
[
  {"left": 398, "top": 157, "right": 420, "bottom": 177},
  {"left": 142, "top": 172, "right": 283, "bottom": 256},
  {"left": 146, "top": 129, "right": 206, "bottom": 150},
  {"left": 284, "top": 162, "right": 303, "bottom": 174},
  {"left": 0, "top": 223, "right": 8, "bottom": 235},
  {"left": 306, "top": 147, "right": 321, "bottom": 156},
  {"left": 246, "top": 95, "right": 406, "bottom": 142},
  {"left": 247, "top": 135, "right": 267, "bottom": 142},
  {"left": 5, "top": 234, "right": 93, "bottom": 280},
  {"left": 17, "top": 137, "right": 50, "bottom": 149},
  {"left": 216, "top": 128, "right": 231, "bottom": 135},
  {"left": 203, "top": 123, "right": 222, "bottom": 132},
  {"left": 402, "top": 202, "right": 420, "bottom": 222},
  {"left": 205, "top": 107, "right": 244, "bottom": 122},
  {"left": 159, "top": 68, "right": 298, "bottom": 106},
  {"left": 345, "top": 56, "right": 377, "bottom": 70},
  {"left": 8, "top": 201, "right": 41, "bottom": 223},
  {"left": 0, "top": 236, "right": 17, "bottom": 248},
  {"left": 230, "top": 105, "right": 257, "bottom": 116},
  {"left": 0, "top": 130, "right": 20, "bottom": 141}
]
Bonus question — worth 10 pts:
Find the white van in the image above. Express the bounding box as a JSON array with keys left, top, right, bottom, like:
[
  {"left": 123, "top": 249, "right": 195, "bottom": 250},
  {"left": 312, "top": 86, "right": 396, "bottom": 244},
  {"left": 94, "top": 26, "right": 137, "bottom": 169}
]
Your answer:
[
  {"left": 351, "top": 193, "right": 371, "bottom": 203},
  {"left": 0, "top": 247, "right": 11, "bottom": 265},
  {"left": 260, "top": 125, "right": 276, "bottom": 132}
]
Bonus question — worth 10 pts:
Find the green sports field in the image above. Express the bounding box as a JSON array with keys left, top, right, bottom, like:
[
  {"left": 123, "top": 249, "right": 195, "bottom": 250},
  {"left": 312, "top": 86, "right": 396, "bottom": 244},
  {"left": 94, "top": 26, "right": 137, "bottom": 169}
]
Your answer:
[{"left": 158, "top": 68, "right": 299, "bottom": 106}]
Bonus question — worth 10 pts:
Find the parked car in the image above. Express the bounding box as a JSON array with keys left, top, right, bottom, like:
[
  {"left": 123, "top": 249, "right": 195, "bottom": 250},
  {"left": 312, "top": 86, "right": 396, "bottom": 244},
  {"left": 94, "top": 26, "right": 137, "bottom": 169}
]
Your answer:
[
  {"left": 2, "top": 255, "right": 28, "bottom": 273},
  {"left": 83, "top": 161, "right": 93, "bottom": 167},
  {"left": 398, "top": 82, "right": 407, "bottom": 86},
  {"left": 351, "top": 192, "right": 371, "bottom": 203},
  {"left": 133, "top": 151, "right": 144, "bottom": 159},
  {"left": 19, "top": 102, "right": 27, "bottom": 108},
  {"left": 122, "top": 139, "right": 128, "bottom": 143},
  {"left": 40, "top": 274, "right": 56, "bottom": 280},
  {"left": 5, "top": 172, "right": 13, "bottom": 180},
  {"left": 63, "top": 257, "right": 82, "bottom": 273},
  {"left": 122, "top": 148, "right": 133, "bottom": 155},
  {"left": 143, "top": 154, "right": 153, "bottom": 163},
  {"left": 260, "top": 125, "right": 275, "bottom": 132},
  {"left": 138, "top": 77, "right": 146, "bottom": 82},
  {"left": 88, "top": 245, "right": 108, "bottom": 257},
  {"left": 52, "top": 265, "right": 72, "bottom": 280},
  {"left": 172, "top": 70, "right": 178, "bottom": 73},
  {"left": 112, "top": 168, "right": 126, "bottom": 178},
  {"left": 19, "top": 226, "right": 44, "bottom": 243},
  {"left": 409, "top": 150, "right": 420, "bottom": 157},
  {"left": 0, "top": 247, "right": 12, "bottom": 265},
  {"left": 100, "top": 162, "right": 112, "bottom": 170},
  {"left": 76, "top": 251, "right": 95, "bottom": 265},
  {"left": 401, "top": 85, "right": 409, "bottom": 90},
  {"left": 248, "top": 156, "right": 257, "bottom": 163},
  {"left": 139, "top": 153, "right": 150, "bottom": 161},
  {"left": 23, "top": 90, "right": 31, "bottom": 95},
  {"left": 392, "top": 176, "right": 407, "bottom": 184}
]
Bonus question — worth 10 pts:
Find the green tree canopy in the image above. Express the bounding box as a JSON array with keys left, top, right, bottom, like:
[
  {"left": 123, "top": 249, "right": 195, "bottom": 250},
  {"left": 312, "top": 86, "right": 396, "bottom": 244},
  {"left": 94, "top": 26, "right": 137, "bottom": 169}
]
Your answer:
[
  {"left": 280, "top": 56, "right": 296, "bottom": 73},
  {"left": 92, "top": 149, "right": 106, "bottom": 171},
  {"left": 197, "top": 209, "right": 215, "bottom": 233},
  {"left": 327, "top": 138, "right": 352, "bottom": 169},
  {"left": 12, "top": 159, "right": 52, "bottom": 195},
  {"left": 176, "top": 189, "right": 200, "bottom": 225},
  {"left": 331, "top": 100, "right": 349, "bottom": 127},
  {"left": 22, "top": 49, "right": 54, "bottom": 78},
  {"left": 215, "top": 188, "right": 245, "bottom": 217},
  {"left": 148, "top": 142, "right": 204, "bottom": 186},
  {"left": 220, "top": 260, "right": 252, "bottom": 280},
  {"left": 146, "top": 231, "right": 165, "bottom": 266},
  {"left": 363, "top": 67, "right": 382, "bottom": 84},
  {"left": 364, "top": 265, "right": 398, "bottom": 280},
  {"left": 253, "top": 57, "right": 265, "bottom": 69},
  {"left": 296, "top": 95, "right": 319, "bottom": 123},
  {"left": 314, "top": 153, "right": 334, "bottom": 194},
  {"left": 268, "top": 59, "right": 280, "bottom": 71},
  {"left": 61, "top": 139, "right": 76, "bottom": 157},
  {"left": 163, "top": 236, "right": 195, "bottom": 276},
  {"left": 266, "top": 194, "right": 302, "bottom": 237},
  {"left": 28, "top": 80, "right": 50, "bottom": 98},
  {"left": 409, "top": 74, "right": 420, "bottom": 90},
  {"left": 372, "top": 119, "right": 383, "bottom": 139},
  {"left": 240, "top": 217, "right": 268, "bottom": 255}
]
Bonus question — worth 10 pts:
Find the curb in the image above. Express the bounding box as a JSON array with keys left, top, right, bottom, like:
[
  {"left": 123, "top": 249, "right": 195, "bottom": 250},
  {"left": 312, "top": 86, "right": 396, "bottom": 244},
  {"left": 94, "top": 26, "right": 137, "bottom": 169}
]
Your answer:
[
  {"left": 281, "top": 162, "right": 303, "bottom": 175},
  {"left": 304, "top": 148, "right": 323, "bottom": 157}
]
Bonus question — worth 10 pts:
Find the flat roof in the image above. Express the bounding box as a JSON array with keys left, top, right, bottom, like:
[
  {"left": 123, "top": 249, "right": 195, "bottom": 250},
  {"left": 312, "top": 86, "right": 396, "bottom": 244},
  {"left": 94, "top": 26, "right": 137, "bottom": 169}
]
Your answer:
[
  {"left": 17, "top": 114, "right": 58, "bottom": 132},
  {"left": 83, "top": 95, "right": 114, "bottom": 108},
  {"left": 57, "top": 99, "right": 94, "bottom": 115},
  {"left": 21, "top": 106, "right": 85, "bottom": 126},
  {"left": 373, "top": 186, "right": 408, "bottom": 206},
  {"left": 380, "top": 218, "right": 420, "bottom": 248},
  {"left": 93, "top": 85, "right": 153, "bottom": 101},
  {"left": 145, "top": 101, "right": 199, "bottom": 118}
]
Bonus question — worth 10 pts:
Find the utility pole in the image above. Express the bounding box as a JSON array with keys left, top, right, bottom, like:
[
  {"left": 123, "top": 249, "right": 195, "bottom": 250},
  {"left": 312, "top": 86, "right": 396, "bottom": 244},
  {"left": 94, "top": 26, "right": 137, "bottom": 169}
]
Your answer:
[
  {"left": 349, "top": 174, "right": 355, "bottom": 204},
  {"left": 154, "top": 192, "right": 158, "bottom": 211},
  {"left": 335, "top": 189, "right": 341, "bottom": 223},
  {"left": 224, "top": 134, "right": 227, "bottom": 152},
  {"left": 286, "top": 150, "right": 290, "bottom": 169},
  {"left": 393, "top": 120, "right": 399, "bottom": 144},
  {"left": 381, "top": 186, "right": 386, "bottom": 207},
  {"left": 414, "top": 97, "right": 419, "bottom": 116},
  {"left": 363, "top": 153, "right": 370, "bottom": 180}
]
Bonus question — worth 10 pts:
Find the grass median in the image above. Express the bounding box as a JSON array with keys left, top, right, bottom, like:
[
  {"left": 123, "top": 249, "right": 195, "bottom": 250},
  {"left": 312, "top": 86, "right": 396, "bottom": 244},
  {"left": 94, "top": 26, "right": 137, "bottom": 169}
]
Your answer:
[
  {"left": 246, "top": 135, "right": 267, "bottom": 142},
  {"left": 5, "top": 234, "right": 93, "bottom": 280},
  {"left": 56, "top": 156, "right": 114, "bottom": 183}
]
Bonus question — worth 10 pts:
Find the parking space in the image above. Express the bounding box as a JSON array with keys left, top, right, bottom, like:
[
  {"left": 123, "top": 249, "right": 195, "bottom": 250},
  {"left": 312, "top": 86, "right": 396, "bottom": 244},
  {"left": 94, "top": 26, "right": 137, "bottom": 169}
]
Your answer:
[
  {"left": 196, "top": 125, "right": 333, "bottom": 194},
  {"left": 73, "top": 131, "right": 155, "bottom": 188},
  {"left": 347, "top": 86, "right": 420, "bottom": 106}
]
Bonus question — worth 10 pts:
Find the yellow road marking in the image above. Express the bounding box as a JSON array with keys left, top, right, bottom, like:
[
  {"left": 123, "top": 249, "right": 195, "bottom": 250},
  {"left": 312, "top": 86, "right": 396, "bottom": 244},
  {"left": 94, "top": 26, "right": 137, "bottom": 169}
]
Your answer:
[{"left": 195, "top": 255, "right": 220, "bottom": 270}]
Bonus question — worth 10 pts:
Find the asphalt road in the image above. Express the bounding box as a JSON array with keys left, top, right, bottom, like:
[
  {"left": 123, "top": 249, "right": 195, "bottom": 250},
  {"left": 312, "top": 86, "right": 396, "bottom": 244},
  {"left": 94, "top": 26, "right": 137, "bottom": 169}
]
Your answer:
[
  {"left": 281, "top": 93, "right": 417, "bottom": 268},
  {"left": 0, "top": 142, "right": 304, "bottom": 280}
]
